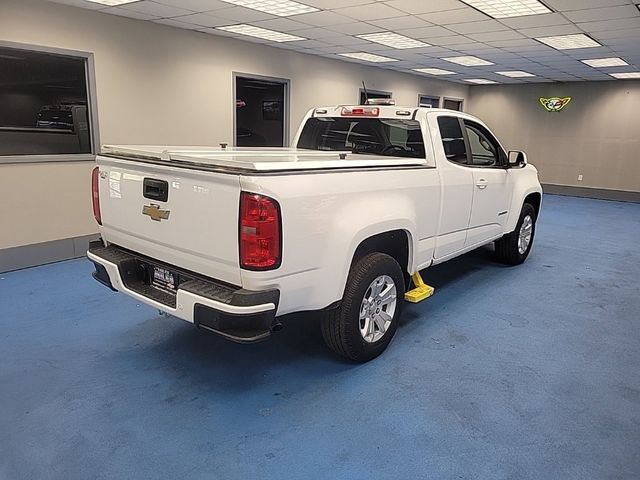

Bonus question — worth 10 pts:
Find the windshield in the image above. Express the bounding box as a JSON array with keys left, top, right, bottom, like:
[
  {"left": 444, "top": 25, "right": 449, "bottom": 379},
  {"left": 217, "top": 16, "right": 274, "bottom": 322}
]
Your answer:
[{"left": 297, "top": 117, "right": 425, "bottom": 159}]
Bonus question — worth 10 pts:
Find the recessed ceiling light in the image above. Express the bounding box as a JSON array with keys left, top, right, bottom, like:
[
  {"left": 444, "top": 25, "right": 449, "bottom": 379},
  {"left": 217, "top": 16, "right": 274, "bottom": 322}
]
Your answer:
[
  {"left": 357, "top": 32, "right": 430, "bottom": 49},
  {"left": 581, "top": 57, "right": 629, "bottom": 68},
  {"left": 413, "top": 68, "right": 456, "bottom": 75},
  {"left": 496, "top": 70, "right": 536, "bottom": 77},
  {"left": 442, "top": 56, "right": 494, "bottom": 66},
  {"left": 218, "top": 0, "right": 318, "bottom": 17},
  {"left": 460, "top": 0, "right": 551, "bottom": 18},
  {"left": 465, "top": 79, "right": 498, "bottom": 84},
  {"left": 84, "top": 0, "right": 140, "bottom": 5},
  {"left": 610, "top": 72, "right": 640, "bottom": 79},
  {"left": 339, "top": 52, "right": 398, "bottom": 63},
  {"left": 216, "top": 24, "right": 305, "bottom": 42},
  {"left": 536, "top": 34, "right": 601, "bottom": 50}
]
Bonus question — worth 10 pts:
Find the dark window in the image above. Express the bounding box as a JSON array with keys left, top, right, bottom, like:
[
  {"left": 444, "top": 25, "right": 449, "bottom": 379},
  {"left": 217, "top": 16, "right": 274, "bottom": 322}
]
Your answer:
[
  {"left": 359, "top": 89, "right": 391, "bottom": 105},
  {"left": 443, "top": 98, "right": 463, "bottom": 111},
  {"left": 437, "top": 116, "right": 467, "bottom": 165},
  {"left": 419, "top": 95, "right": 440, "bottom": 108},
  {"left": 297, "top": 117, "right": 425, "bottom": 159},
  {"left": 0, "top": 47, "right": 92, "bottom": 156},
  {"left": 463, "top": 120, "right": 504, "bottom": 167}
]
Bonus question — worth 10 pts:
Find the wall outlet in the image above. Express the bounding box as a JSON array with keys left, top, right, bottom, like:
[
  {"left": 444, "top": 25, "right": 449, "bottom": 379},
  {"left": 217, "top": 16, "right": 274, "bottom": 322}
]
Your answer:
[{"left": 577, "top": 174, "right": 583, "bottom": 181}]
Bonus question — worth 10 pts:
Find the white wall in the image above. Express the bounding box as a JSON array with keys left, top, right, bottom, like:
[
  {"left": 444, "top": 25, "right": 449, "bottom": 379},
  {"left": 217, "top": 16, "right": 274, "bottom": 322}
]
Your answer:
[{"left": 0, "top": 0, "right": 468, "bottom": 250}]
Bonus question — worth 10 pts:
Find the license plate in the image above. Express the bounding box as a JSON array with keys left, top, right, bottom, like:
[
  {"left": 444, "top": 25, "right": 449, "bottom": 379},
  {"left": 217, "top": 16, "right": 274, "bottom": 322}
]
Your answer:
[{"left": 151, "top": 266, "right": 177, "bottom": 292}]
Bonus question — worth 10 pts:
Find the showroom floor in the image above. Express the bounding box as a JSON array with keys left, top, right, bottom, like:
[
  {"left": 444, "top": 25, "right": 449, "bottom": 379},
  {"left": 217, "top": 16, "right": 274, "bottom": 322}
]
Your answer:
[{"left": 1, "top": 195, "right": 639, "bottom": 480}]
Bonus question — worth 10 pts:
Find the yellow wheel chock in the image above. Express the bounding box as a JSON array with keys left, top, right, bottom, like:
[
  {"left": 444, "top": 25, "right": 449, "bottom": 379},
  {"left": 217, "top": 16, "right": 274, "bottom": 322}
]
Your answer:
[{"left": 404, "top": 271, "right": 435, "bottom": 303}]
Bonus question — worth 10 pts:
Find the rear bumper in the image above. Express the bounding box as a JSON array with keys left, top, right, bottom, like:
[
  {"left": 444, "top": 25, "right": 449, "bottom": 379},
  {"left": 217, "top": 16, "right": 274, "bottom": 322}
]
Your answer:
[{"left": 87, "top": 241, "right": 279, "bottom": 343}]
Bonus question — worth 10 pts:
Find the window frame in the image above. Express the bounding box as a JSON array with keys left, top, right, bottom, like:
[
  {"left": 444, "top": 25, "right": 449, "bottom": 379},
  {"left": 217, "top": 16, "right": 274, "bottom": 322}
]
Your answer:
[
  {"left": 461, "top": 119, "right": 508, "bottom": 169},
  {"left": 436, "top": 115, "right": 469, "bottom": 166},
  {"left": 0, "top": 41, "right": 100, "bottom": 164},
  {"left": 418, "top": 94, "right": 440, "bottom": 108}
]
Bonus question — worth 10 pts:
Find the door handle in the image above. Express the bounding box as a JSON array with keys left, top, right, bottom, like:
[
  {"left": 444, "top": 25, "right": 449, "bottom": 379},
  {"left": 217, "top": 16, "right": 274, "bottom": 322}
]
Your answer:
[{"left": 476, "top": 178, "right": 488, "bottom": 189}]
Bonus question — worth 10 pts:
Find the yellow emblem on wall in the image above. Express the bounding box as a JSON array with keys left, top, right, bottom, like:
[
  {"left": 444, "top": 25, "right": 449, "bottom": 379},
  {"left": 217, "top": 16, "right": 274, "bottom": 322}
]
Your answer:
[{"left": 539, "top": 97, "right": 572, "bottom": 112}]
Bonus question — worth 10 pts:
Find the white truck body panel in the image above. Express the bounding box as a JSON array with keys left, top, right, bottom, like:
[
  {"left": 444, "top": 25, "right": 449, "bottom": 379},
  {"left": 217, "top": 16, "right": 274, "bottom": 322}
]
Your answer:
[{"left": 91, "top": 106, "right": 542, "bottom": 323}]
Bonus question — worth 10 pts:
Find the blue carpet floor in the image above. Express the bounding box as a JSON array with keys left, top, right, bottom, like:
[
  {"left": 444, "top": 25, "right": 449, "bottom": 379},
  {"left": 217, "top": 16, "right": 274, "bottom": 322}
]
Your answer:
[{"left": 1, "top": 195, "right": 639, "bottom": 479}]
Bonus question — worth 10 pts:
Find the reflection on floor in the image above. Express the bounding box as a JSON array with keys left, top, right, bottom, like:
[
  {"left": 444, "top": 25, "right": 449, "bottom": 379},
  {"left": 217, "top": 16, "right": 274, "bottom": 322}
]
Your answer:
[{"left": 1, "top": 195, "right": 639, "bottom": 479}]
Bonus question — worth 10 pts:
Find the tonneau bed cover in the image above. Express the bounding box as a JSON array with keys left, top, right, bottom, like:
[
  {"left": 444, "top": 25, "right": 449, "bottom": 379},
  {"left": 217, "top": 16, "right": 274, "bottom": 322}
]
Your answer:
[{"left": 101, "top": 145, "right": 426, "bottom": 172}]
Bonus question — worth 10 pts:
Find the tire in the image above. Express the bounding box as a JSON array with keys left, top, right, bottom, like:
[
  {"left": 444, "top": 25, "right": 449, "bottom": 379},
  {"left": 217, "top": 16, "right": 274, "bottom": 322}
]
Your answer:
[
  {"left": 321, "top": 252, "right": 405, "bottom": 362},
  {"left": 495, "top": 203, "right": 536, "bottom": 265}
]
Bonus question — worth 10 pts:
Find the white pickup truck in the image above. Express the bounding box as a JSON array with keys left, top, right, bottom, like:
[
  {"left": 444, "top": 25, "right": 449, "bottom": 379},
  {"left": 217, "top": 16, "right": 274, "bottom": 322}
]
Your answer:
[{"left": 88, "top": 103, "right": 542, "bottom": 362}]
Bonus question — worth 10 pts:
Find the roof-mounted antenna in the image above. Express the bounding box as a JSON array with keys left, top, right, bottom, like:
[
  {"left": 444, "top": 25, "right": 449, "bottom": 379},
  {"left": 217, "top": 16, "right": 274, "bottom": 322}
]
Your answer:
[{"left": 362, "top": 81, "right": 369, "bottom": 105}]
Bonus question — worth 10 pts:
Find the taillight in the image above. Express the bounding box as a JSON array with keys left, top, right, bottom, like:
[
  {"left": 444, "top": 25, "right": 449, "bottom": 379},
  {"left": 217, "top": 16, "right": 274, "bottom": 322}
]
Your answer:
[
  {"left": 91, "top": 166, "right": 102, "bottom": 225},
  {"left": 239, "top": 192, "right": 281, "bottom": 270},
  {"left": 341, "top": 106, "right": 379, "bottom": 117}
]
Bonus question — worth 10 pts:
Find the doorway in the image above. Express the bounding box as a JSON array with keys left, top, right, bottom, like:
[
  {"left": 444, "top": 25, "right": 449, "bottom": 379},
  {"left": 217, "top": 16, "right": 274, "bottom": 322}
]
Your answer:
[{"left": 234, "top": 74, "right": 289, "bottom": 147}]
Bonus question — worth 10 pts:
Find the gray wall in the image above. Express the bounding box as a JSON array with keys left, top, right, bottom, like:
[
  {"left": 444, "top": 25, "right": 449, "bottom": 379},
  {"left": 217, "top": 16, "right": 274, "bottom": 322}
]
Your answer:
[{"left": 467, "top": 81, "right": 640, "bottom": 193}]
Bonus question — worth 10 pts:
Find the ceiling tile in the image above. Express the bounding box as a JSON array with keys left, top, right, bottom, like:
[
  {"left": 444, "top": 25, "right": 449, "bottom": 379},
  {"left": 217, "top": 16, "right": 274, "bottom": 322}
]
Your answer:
[
  {"left": 293, "top": 10, "right": 355, "bottom": 26},
  {"left": 419, "top": 8, "right": 490, "bottom": 25},
  {"left": 467, "top": 30, "right": 525, "bottom": 42},
  {"left": 171, "top": 12, "right": 231, "bottom": 27},
  {"left": 119, "top": 1, "right": 194, "bottom": 18},
  {"left": 102, "top": 6, "right": 160, "bottom": 20},
  {"left": 368, "top": 15, "right": 433, "bottom": 30},
  {"left": 498, "top": 12, "right": 570, "bottom": 29},
  {"left": 446, "top": 20, "right": 509, "bottom": 35},
  {"left": 154, "top": 0, "right": 231, "bottom": 11},
  {"left": 518, "top": 24, "right": 582, "bottom": 37},
  {"left": 290, "top": 27, "right": 338, "bottom": 39},
  {"left": 209, "top": 6, "right": 274, "bottom": 21},
  {"left": 154, "top": 17, "right": 204, "bottom": 28},
  {"left": 299, "top": 0, "right": 371, "bottom": 8},
  {"left": 578, "top": 18, "right": 640, "bottom": 33},
  {"left": 563, "top": 5, "right": 639, "bottom": 23},
  {"left": 544, "top": 0, "right": 629, "bottom": 11},
  {"left": 334, "top": 3, "right": 406, "bottom": 21},
  {"left": 395, "top": 25, "right": 454, "bottom": 39},
  {"left": 385, "top": 0, "right": 468, "bottom": 15},
  {"left": 251, "top": 18, "right": 310, "bottom": 31}
]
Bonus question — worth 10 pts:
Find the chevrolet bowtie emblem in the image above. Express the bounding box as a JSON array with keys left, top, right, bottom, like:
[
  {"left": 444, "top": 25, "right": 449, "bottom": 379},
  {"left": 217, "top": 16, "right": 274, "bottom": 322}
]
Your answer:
[{"left": 142, "top": 204, "right": 170, "bottom": 221}]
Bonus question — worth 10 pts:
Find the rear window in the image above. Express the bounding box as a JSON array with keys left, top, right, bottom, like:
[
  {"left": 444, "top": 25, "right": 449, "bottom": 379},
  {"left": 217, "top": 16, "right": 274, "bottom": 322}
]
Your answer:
[{"left": 297, "top": 117, "right": 425, "bottom": 159}]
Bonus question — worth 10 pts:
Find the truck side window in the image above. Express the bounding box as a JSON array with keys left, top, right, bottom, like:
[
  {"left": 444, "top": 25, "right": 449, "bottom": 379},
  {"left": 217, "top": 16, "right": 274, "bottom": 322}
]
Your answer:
[
  {"left": 437, "top": 116, "right": 467, "bottom": 165},
  {"left": 464, "top": 122, "right": 500, "bottom": 167}
]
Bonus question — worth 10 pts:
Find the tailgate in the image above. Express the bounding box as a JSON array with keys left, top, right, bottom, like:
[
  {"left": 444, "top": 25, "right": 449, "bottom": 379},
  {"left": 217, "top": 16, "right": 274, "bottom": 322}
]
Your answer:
[{"left": 96, "top": 155, "right": 242, "bottom": 286}]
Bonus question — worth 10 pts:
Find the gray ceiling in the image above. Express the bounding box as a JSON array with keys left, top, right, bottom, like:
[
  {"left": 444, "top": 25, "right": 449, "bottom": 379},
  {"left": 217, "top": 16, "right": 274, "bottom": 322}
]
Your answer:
[{"left": 47, "top": 0, "right": 640, "bottom": 83}]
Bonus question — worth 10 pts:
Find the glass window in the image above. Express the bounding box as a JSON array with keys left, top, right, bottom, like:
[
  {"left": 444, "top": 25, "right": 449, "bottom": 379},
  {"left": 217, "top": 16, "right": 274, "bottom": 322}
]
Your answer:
[
  {"left": 359, "top": 90, "right": 391, "bottom": 105},
  {"left": 437, "top": 116, "right": 467, "bottom": 165},
  {"left": 443, "top": 98, "right": 463, "bottom": 111},
  {"left": 419, "top": 95, "right": 440, "bottom": 108},
  {"left": 464, "top": 121, "right": 501, "bottom": 167},
  {"left": 297, "top": 117, "right": 425, "bottom": 159},
  {"left": 0, "top": 46, "right": 92, "bottom": 156}
]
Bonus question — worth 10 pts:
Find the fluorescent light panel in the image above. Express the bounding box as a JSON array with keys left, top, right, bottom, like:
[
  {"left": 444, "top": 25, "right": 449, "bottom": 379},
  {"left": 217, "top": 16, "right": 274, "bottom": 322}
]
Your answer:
[
  {"left": 536, "top": 34, "right": 601, "bottom": 50},
  {"left": 413, "top": 68, "right": 456, "bottom": 75},
  {"left": 357, "top": 32, "right": 430, "bottom": 49},
  {"left": 610, "top": 72, "right": 640, "bottom": 79},
  {"left": 465, "top": 79, "right": 497, "bottom": 84},
  {"left": 581, "top": 57, "right": 628, "bottom": 68},
  {"left": 442, "top": 55, "right": 494, "bottom": 66},
  {"left": 216, "top": 24, "right": 305, "bottom": 42},
  {"left": 460, "top": 0, "right": 551, "bottom": 18},
  {"left": 339, "top": 52, "right": 398, "bottom": 63},
  {"left": 496, "top": 70, "right": 535, "bottom": 77},
  {"left": 85, "top": 0, "right": 139, "bottom": 5},
  {"left": 219, "top": 0, "right": 318, "bottom": 16}
]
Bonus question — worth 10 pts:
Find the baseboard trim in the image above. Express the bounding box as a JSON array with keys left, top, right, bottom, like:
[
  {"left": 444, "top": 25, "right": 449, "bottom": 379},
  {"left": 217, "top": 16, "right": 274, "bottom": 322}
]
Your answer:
[
  {"left": 0, "top": 234, "right": 100, "bottom": 273},
  {"left": 542, "top": 184, "right": 640, "bottom": 203}
]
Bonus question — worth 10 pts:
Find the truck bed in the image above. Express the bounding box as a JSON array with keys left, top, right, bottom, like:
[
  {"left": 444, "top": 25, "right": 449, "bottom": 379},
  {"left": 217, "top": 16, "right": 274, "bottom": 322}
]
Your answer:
[{"left": 101, "top": 145, "right": 426, "bottom": 172}]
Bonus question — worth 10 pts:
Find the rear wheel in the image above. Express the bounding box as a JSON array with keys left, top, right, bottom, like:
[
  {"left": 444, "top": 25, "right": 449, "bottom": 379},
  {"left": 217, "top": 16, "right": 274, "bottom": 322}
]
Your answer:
[
  {"left": 495, "top": 203, "right": 536, "bottom": 265},
  {"left": 321, "top": 253, "right": 404, "bottom": 362}
]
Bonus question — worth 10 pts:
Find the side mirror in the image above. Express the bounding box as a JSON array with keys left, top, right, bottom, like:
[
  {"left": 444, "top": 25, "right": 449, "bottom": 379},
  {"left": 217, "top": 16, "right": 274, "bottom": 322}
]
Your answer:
[{"left": 508, "top": 150, "right": 527, "bottom": 167}]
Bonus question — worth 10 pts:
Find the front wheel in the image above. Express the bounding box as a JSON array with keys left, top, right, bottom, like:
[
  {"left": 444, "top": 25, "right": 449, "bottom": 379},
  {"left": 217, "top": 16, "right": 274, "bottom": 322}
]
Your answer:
[
  {"left": 321, "top": 253, "right": 404, "bottom": 362},
  {"left": 495, "top": 203, "right": 536, "bottom": 265}
]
